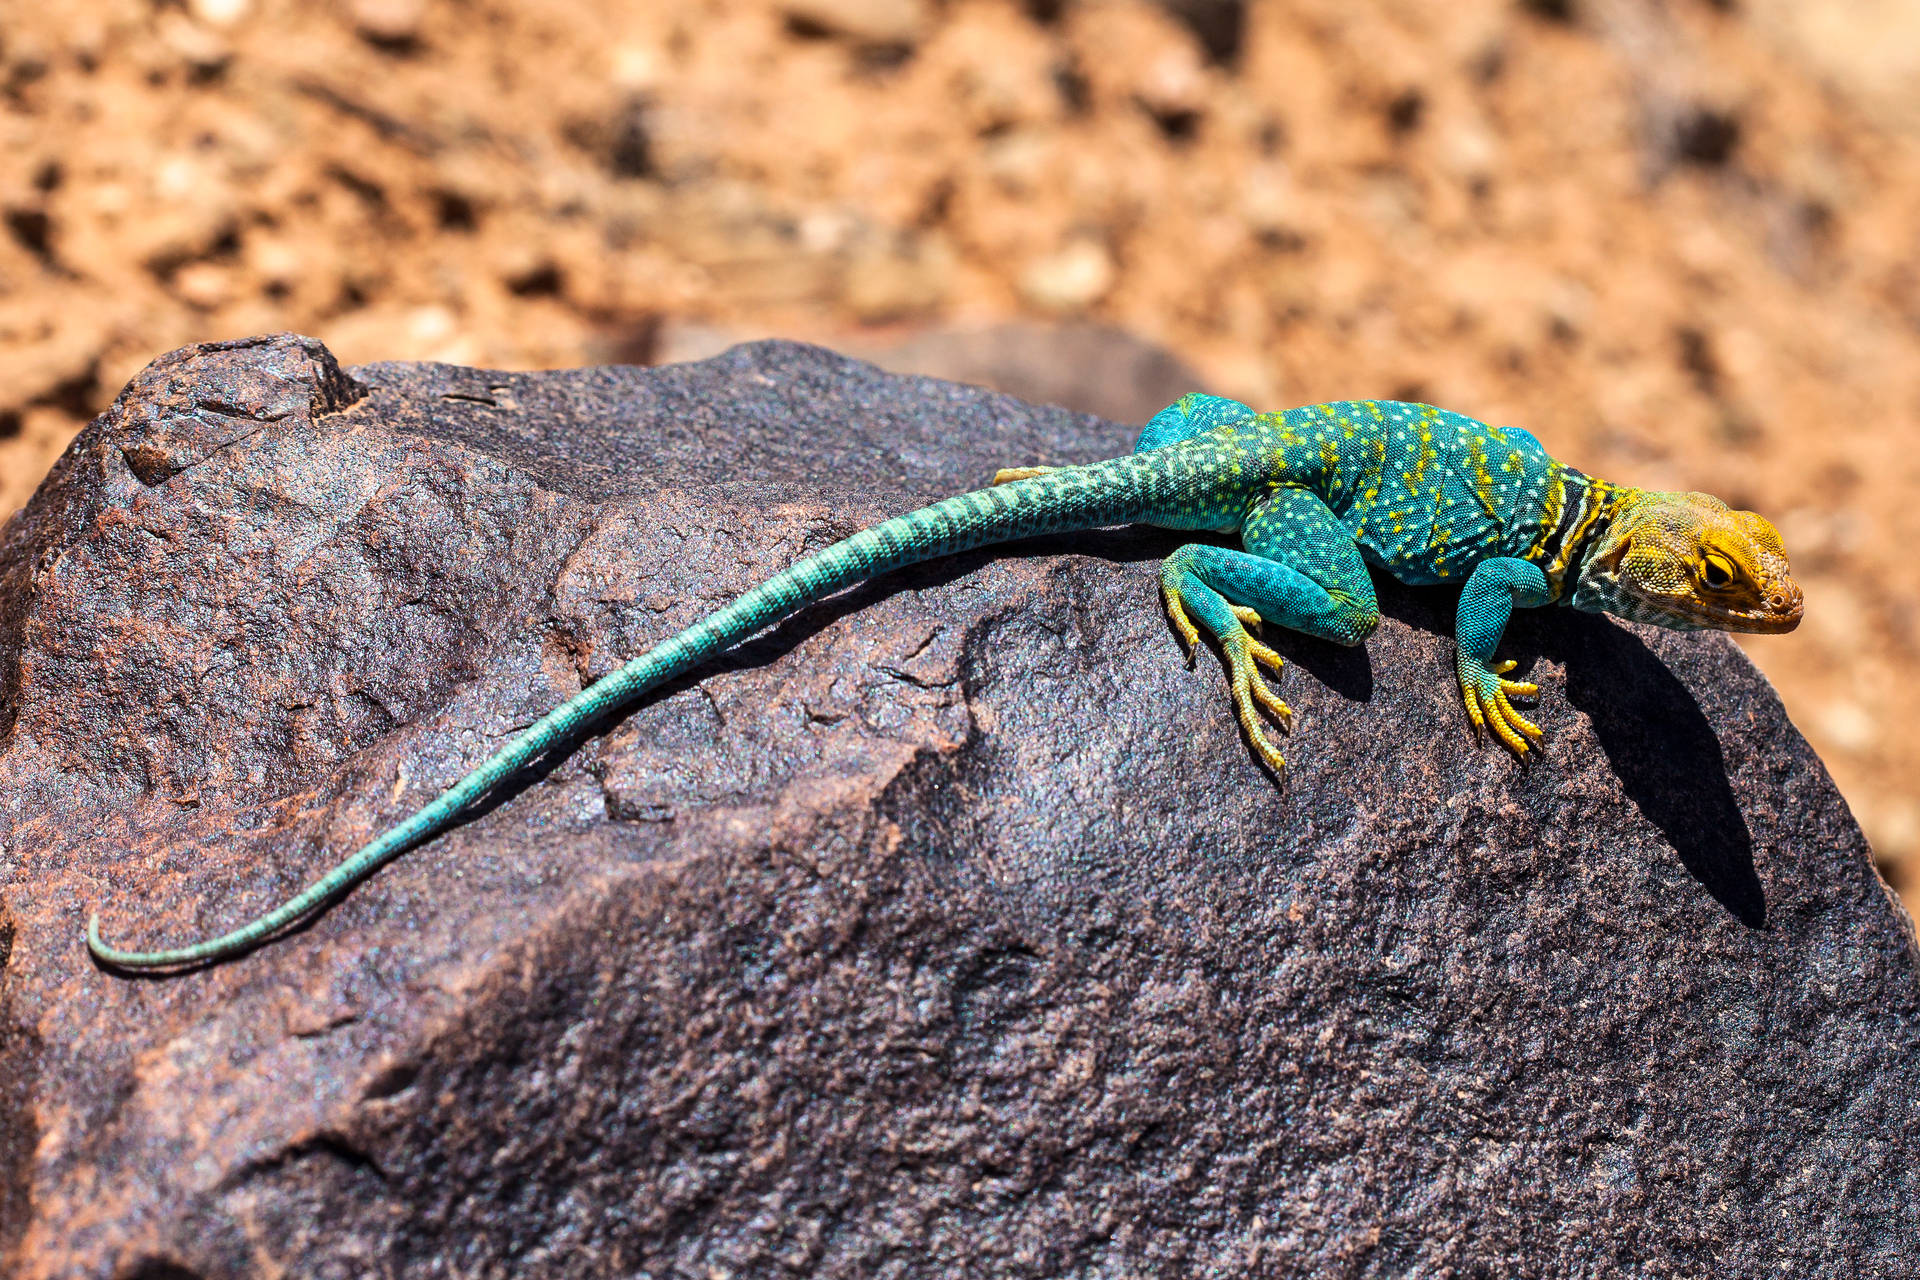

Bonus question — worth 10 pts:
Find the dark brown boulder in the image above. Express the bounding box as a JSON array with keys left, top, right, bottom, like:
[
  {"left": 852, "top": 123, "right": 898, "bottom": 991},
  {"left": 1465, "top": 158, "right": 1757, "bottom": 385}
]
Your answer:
[{"left": 1, "top": 334, "right": 1915, "bottom": 1278}]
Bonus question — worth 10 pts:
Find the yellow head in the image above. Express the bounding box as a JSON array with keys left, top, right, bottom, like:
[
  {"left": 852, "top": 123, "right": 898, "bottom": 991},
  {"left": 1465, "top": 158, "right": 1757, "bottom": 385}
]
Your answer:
[{"left": 1571, "top": 491, "right": 1803, "bottom": 633}]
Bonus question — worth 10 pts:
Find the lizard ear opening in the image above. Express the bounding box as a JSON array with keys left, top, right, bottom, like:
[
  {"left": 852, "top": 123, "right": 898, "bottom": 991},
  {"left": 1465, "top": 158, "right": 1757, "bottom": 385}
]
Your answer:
[{"left": 1586, "top": 536, "right": 1628, "bottom": 579}]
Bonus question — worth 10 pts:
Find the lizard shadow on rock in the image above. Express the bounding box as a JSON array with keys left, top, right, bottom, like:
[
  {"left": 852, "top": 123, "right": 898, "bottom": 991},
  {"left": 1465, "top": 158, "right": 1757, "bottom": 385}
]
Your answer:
[
  {"left": 1257, "top": 617, "right": 1376, "bottom": 704},
  {"left": 1543, "top": 612, "right": 1764, "bottom": 928},
  {"left": 1368, "top": 575, "right": 1763, "bottom": 928}
]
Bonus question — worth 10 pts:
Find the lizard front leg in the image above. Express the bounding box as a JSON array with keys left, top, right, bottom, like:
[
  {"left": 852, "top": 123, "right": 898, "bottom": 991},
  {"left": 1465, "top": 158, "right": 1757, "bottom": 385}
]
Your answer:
[{"left": 1455, "top": 557, "right": 1555, "bottom": 754}]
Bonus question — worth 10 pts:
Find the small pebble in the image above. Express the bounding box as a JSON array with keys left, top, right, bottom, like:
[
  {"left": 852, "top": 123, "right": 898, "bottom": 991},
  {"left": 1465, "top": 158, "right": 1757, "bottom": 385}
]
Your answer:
[
  {"left": 188, "top": 0, "right": 252, "bottom": 26},
  {"left": 350, "top": 0, "right": 426, "bottom": 44},
  {"left": 782, "top": 0, "right": 927, "bottom": 45},
  {"left": 1019, "top": 239, "right": 1114, "bottom": 313}
]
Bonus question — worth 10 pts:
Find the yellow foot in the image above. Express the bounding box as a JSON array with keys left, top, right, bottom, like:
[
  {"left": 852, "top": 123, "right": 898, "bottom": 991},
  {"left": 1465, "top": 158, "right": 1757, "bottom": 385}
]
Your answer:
[
  {"left": 1458, "top": 656, "right": 1542, "bottom": 755},
  {"left": 1227, "top": 631, "right": 1292, "bottom": 773},
  {"left": 1161, "top": 586, "right": 1291, "bottom": 773},
  {"left": 992, "top": 466, "right": 1057, "bottom": 485}
]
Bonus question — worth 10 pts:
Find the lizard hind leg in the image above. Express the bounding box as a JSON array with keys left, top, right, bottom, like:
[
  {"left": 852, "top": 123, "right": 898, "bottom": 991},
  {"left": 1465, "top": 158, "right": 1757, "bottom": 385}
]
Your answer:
[
  {"left": 1161, "top": 550, "right": 1294, "bottom": 774},
  {"left": 1162, "top": 488, "right": 1383, "bottom": 776}
]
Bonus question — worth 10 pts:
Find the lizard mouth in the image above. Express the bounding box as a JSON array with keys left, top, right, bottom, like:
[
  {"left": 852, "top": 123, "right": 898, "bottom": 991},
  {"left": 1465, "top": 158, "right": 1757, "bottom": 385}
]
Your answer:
[
  {"left": 1640, "top": 587, "right": 1804, "bottom": 634},
  {"left": 1691, "top": 604, "right": 1802, "bottom": 634}
]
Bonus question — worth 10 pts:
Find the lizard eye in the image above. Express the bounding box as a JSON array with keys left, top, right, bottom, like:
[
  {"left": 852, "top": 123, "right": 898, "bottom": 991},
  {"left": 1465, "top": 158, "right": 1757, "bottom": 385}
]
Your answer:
[{"left": 1701, "top": 555, "right": 1735, "bottom": 590}]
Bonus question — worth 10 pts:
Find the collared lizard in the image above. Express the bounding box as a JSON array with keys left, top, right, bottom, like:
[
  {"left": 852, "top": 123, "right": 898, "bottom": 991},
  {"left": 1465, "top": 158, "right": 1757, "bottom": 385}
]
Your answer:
[{"left": 88, "top": 393, "right": 1802, "bottom": 969}]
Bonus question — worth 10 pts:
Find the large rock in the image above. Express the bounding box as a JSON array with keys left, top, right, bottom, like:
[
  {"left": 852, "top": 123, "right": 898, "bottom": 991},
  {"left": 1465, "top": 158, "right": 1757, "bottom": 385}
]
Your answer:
[{"left": 0, "top": 334, "right": 1914, "bottom": 1277}]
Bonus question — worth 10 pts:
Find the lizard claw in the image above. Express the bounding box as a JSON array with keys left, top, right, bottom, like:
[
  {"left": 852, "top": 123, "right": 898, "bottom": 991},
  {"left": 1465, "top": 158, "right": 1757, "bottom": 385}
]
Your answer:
[{"left": 1458, "top": 653, "right": 1542, "bottom": 755}]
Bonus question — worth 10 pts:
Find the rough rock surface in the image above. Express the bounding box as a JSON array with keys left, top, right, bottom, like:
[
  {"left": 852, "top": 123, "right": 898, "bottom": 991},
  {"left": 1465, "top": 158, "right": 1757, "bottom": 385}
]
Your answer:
[{"left": 1, "top": 334, "right": 1915, "bottom": 1278}]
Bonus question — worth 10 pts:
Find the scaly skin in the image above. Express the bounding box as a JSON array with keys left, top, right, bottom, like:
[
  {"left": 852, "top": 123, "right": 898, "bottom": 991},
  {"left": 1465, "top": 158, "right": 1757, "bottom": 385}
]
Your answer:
[{"left": 88, "top": 393, "right": 1803, "bottom": 969}]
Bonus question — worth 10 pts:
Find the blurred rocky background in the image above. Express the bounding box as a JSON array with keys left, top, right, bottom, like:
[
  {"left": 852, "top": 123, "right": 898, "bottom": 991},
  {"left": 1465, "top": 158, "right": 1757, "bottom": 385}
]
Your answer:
[{"left": 0, "top": 0, "right": 1915, "bottom": 906}]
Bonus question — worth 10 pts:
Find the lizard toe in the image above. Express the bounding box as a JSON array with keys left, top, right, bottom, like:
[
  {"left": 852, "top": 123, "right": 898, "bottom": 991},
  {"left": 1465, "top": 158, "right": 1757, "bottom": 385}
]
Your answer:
[
  {"left": 1161, "top": 581, "right": 1202, "bottom": 666},
  {"left": 1234, "top": 698, "right": 1289, "bottom": 775}
]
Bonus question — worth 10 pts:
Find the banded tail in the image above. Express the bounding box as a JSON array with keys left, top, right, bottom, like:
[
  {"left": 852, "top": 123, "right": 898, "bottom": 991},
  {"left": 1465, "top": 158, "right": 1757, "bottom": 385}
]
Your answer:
[{"left": 87, "top": 454, "right": 1165, "bottom": 968}]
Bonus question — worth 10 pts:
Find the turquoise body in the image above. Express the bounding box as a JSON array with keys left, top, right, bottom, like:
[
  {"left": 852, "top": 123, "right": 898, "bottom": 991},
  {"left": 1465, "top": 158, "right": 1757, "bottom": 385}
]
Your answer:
[{"left": 1136, "top": 393, "right": 1594, "bottom": 590}]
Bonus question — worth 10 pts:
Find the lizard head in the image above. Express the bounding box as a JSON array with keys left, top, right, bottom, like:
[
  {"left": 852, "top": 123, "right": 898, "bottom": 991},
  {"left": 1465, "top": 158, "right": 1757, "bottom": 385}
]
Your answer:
[{"left": 1572, "top": 490, "right": 1803, "bottom": 633}]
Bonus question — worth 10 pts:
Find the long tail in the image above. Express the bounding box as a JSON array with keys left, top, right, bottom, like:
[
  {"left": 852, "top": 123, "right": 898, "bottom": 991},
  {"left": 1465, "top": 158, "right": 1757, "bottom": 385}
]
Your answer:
[{"left": 87, "top": 454, "right": 1166, "bottom": 968}]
